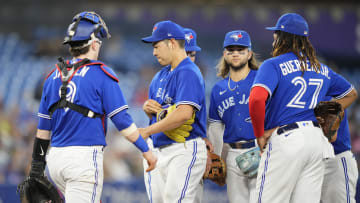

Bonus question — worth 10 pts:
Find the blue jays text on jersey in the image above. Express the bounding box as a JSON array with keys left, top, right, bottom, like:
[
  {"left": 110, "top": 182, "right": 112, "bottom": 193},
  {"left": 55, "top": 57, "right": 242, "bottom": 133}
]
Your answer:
[
  {"left": 252, "top": 52, "right": 354, "bottom": 130},
  {"left": 209, "top": 70, "right": 257, "bottom": 143},
  {"left": 215, "top": 92, "right": 249, "bottom": 119},
  {"left": 148, "top": 57, "right": 207, "bottom": 148},
  {"left": 37, "top": 59, "right": 132, "bottom": 147}
]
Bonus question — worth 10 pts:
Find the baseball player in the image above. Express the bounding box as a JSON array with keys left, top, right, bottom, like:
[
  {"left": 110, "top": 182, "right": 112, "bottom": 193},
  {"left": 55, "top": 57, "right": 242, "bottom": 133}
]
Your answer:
[
  {"left": 142, "top": 27, "right": 210, "bottom": 203},
  {"left": 248, "top": 13, "right": 358, "bottom": 202},
  {"left": 140, "top": 20, "right": 208, "bottom": 203},
  {"left": 208, "top": 30, "right": 259, "bottom": 203},
  {"left": 321, "top": 104, "right": 358, "bottom": 202},
  {"left": 28, "top": 11, "right": 156, "bottom": 202}
]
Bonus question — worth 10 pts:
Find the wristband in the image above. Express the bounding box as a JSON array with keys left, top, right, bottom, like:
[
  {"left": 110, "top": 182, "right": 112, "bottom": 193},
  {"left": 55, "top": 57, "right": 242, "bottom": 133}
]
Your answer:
[
  {"left": 133, "top": 135, "right": 149, "bottom": 153},
  {"left": 32, "top": 137, "right": 50, "bottom": 162}
]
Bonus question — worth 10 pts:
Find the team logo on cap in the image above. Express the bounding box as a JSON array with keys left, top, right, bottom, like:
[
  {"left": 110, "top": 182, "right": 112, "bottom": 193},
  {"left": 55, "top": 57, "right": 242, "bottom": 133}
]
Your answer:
[
  {"left": 185, "top": 33, "right": 194, "bottom": 43},
  {"left": 230, "top": 33, "right": 243, "bottom": 41},
  {"left": 153, "top": 26, "right": 157, "bottom": 33}
]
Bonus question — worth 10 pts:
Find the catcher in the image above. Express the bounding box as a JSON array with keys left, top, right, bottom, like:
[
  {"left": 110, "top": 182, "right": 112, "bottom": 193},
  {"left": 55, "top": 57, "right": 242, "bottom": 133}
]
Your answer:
[{"left": 18, "top": 11, "right": 157, "bottom": 203}]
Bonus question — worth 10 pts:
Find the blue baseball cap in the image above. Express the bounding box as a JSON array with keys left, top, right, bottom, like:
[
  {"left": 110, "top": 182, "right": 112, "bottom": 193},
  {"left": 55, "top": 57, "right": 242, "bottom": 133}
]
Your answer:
[
  {"left": 183, "top": 28, "right": 201, "bottom": 52},
  {"left": 266, "top": 13, "right": 309, "bottom": 36},
  {"left": 142, "top": 20, "right": 185, "bottom": 43},
  {"left": 223, "top": 30, "right": 252, "bottom": 50}
]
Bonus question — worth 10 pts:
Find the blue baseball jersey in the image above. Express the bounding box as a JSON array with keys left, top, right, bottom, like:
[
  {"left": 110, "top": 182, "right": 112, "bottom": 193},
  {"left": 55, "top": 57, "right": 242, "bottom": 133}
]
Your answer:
[
  {"left": 209, "top": 70, "right": 257, "bottom": 143},
  {"left": 148, "top": 57, "right": 206, "bottom": 148},
  {"left": 252, "top": 52, "right": 353, "bottom": 130},
  {"left": 37, "top": 59, "right": 131, "bottom": 147}
]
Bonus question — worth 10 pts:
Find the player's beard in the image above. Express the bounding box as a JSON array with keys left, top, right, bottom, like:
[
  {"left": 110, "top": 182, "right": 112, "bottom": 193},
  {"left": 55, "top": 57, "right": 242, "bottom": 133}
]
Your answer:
[{"left": 229, "top": 61, "right": 247, "bottom": 72}]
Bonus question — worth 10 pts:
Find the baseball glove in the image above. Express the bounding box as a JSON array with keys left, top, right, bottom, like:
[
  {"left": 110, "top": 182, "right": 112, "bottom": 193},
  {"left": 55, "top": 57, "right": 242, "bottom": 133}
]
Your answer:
[
  {"left": 17, "top": 175, "right": 63, "bottom": 203},
  {"left": 203, "top": 152, "right": 226, "bottom": 186},
  {"left": 235, "top": 147, "right": 260, "bottom": 178},
  {"left": 314, "top": 101, "right": 344, "bottom": 142},
  {"left": 156, "top": 104, "right": 195, "bottom": 143}
]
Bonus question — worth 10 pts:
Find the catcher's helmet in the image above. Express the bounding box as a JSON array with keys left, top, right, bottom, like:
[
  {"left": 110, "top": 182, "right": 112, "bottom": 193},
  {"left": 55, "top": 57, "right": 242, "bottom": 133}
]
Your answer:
[{"left": 63, "top": 11, "right": 111, "bottom": 44}]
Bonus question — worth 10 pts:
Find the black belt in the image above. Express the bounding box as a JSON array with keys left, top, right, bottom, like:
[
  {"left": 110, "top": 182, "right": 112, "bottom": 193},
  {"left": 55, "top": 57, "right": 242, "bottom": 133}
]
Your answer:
[
  {"left": 158, "top": 144, "right": 172, "bottom": 150},
  {"left": 277, "top": 121, "right": 320, "bottom": 135},
  {"left": 228, "top": 140, "right": 255, "bottom": 149}
]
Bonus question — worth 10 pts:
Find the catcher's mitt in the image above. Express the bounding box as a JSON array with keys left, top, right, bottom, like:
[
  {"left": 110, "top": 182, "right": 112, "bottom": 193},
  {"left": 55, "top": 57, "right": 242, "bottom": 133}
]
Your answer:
[
  {"left": 17, "top": 175, "right": 63, "bottom": 203},
  {"left": 235, "top": 147, "right": 260, "bottom": 178},
  {"left": 314, "top": 101, "right": 344, "bottom": 142},
  {"left": 203, "top": 152, "right": 226, "bottom": 186}
]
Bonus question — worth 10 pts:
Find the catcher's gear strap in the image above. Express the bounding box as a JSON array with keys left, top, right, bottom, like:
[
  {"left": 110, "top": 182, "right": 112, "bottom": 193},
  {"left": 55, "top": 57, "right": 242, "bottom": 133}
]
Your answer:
[
  {"left": 48, "top": 57, "right": 103, "bottom": 119},
  {"left": 32, "top": 137, "right": 50, "bottom": 162}
]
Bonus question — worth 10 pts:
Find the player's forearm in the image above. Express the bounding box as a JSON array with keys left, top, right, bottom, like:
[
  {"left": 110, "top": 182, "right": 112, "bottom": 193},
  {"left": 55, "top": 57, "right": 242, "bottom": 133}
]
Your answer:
[
  {"left": 35, "top": 129, "right": 51, "bottom": 140},
  {"left": 333, "top": 88, "right": 358, "bottom": 109},
  {"left": 121, "top": 124, "right": 140, "bottom": 142},
  {"left": 121, "top": 125, "right": 150, "bottom": 152},
  {"left": 32, "top": 130, "right": 51, "bottom": 171},
  {"left": 208, "top": 122, "right": 224, "bottom": 156},
  {"left": 145, "top": 105, "right": 194, "bottom": 135}
]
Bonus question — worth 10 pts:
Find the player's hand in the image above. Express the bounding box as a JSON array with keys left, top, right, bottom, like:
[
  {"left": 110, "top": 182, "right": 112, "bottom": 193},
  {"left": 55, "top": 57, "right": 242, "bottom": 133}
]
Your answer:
[
  {"left": 204, "top": 138, "right": 214, "bottom": 176},
  {"left": 205, "top": 151, "right": 212, "bottom": 176},
  {"left": 143, "top": 150, "right": 157, "bottom": 172},
  {"left": 203, "top": 137, "right": 214, "bottom": 153},
  {"left": 143, "top": 99, "right": 162, "bottom": 116},
  {"left": 257, "top": 127, "right": 277, "bottom": 154}
]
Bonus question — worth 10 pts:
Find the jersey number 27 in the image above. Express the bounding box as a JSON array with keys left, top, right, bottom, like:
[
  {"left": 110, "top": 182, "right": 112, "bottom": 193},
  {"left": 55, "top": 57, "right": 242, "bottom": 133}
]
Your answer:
[{"left": 286, "top": 76, "right": 323, "bottom": 109}]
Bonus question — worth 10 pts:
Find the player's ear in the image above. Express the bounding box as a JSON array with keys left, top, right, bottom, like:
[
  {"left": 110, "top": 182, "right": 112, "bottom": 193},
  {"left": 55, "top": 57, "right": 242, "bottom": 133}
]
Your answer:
[
  {"left": 169, "top": 40, "right": 174, "bottom": 50},
  {"left": 164, "top": 39, "right": 171, "bottom": 49},
  {"left": 223, "top": 49, "right": 226, "bottom": 57},
  {"left": 248, "top": 50, "right": 253, "bottom": 60},
  {"left": 91, "top": 40, "right": 97, "bottom": 51},
  {"left": 170, "top": 38, "right": 176, "bottom": 49}
]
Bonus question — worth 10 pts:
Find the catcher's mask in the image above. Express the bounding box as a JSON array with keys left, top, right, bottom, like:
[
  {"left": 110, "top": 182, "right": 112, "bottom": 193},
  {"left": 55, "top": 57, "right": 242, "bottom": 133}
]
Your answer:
[{"left": 63, "top": 11, "right": 111, "bottom": 45}]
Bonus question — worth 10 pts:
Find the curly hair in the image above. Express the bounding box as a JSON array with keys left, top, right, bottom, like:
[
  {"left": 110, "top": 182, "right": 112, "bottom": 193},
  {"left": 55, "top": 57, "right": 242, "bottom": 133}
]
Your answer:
[
  {"left": 216, "top": 51, "right": 259, "bottom": 79},
  {"left": 272, "top": 30, "right": 321, "bottom": 73}
]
